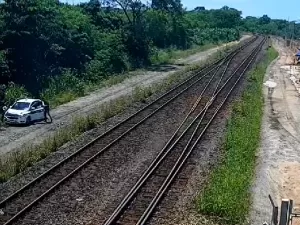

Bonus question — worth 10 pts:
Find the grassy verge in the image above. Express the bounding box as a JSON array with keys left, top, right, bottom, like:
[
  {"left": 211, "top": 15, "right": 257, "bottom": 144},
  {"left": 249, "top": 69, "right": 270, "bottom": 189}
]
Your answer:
[
  {"left": 150, "top": 43, "right": 217, "bottom": 65},
  {"left": 197, "top": 47, "right": 279, "bottom": 224}
]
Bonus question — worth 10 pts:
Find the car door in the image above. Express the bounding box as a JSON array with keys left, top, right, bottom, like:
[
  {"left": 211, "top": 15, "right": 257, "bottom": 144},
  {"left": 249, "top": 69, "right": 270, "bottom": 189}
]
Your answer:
[
  {"left": 30, "top": 101, "right": 44, "bottom": 121},
  {"left": 34, "top": 101, "right": 45, "bottom": 121},
  {"left": 29, "top": 101, "right": 39, "bottom": 121}
]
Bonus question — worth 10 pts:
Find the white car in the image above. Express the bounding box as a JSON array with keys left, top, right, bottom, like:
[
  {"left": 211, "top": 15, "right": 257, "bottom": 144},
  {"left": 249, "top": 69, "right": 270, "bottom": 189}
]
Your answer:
[{"left": 4, "top": 98, "right": 46, "bottom": 125}]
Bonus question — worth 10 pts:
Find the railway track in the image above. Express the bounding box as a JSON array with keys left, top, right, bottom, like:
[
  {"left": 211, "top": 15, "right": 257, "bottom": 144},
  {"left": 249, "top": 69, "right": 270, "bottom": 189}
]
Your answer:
[
  {"left": 102, "top": 36, "right": 266, "bottom": 225},
  {"left": 0, "top": 36, "right": 259, "bottom": 225}
]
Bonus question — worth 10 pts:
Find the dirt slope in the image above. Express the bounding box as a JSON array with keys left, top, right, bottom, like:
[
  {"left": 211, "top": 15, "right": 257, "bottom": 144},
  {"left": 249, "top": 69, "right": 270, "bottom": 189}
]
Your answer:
[
  {"left": 251, "top": 38, "right": 300, "bottom": 225},
  {"left": 0, "top": 36, "right": 250, "bottom": 156}
]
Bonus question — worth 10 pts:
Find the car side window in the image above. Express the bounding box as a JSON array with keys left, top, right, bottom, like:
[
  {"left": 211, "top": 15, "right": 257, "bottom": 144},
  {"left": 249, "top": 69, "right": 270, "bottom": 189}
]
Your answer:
[
  {"left": 36, "top": 101, "right": 42, "bottom": 109},
  {"left": 31, "top": 102, "right": 38, "bottom": 109}
]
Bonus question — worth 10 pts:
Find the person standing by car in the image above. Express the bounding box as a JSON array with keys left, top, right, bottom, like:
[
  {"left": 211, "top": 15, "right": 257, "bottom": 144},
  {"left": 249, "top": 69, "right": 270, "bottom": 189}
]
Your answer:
[
  {"left": 42, "top": 100, "right": 52, "bottom": 123},
  {"left": 1, "top": 106, "right": 7, "bottom": 122},
  {"left": 0, "top": 85, "right": 6, "bottom": 122}
]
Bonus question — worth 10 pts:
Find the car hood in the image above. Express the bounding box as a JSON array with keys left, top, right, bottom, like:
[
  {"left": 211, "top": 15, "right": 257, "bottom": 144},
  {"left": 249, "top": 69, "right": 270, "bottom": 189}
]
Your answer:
[{"left": 5, "top": 109, "right": 29, "bottom": 116}]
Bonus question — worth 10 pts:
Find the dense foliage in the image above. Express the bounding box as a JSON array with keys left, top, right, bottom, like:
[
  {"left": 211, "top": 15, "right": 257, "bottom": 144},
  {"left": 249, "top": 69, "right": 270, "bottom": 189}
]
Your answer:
[
  {"left": 0, "top": 1, "right": 295, "bottom": 109},
  {"left": 241, "top": 14, "right": 300, "bottom": 38}
]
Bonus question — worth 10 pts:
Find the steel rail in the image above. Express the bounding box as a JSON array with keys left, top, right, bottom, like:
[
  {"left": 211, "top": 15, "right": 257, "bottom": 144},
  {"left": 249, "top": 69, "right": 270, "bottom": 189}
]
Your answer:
[
  {"left": 103, "top": 36, "right": 265, "bottom": 225},
  {"left": 0, "top": 36, "right": 257, "bottom": 209},
  {"left": 1, "top": 68, "right": 214, "bottom": 225},
  {"left": 103, "top": 37, "right": 262, "bottom": 225},
  {"left": 0, "top": 37, "right": 252, "bottom": 207},
  {"left": 137, "top": 37, "right": 266, "bottom": 225},
  {"left": 102, "top": 44, "right": 240, "bottom": 225},
  {"left": 0, "top": 37, "right": 257, "bottom": 225},
  {"left": 0, "top": 48, "right": 223, "bottom": 206}
]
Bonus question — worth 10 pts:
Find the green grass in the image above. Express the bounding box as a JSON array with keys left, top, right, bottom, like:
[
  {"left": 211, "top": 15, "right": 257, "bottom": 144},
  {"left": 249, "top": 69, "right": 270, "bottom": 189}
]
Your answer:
[
  {"left": 170, "top": 43, "right": 217, "bottom": 59},
  {"left": 151, "top": 38, "right": 242, "bottom": 66},
  {"left": 0, "top": 42, "right": 237, "bottom": 183},
  {"left": 197, "top": 47, "right": 279, "bottom": 224},
  {"left": 150, "top": 43, "right": 217, "bottom": 65},
  {"left": 51, "top": 91, "right": 78, "bottom": 106}
]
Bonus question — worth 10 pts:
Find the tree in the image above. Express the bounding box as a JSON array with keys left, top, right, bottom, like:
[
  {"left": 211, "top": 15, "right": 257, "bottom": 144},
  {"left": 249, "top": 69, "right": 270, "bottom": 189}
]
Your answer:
[
  {"left": 192, "top": 6, "right": 205, "bottom": 12},
  {"left": 259, "top": 14, "right": 271, "bottom": 25},
  {"left": 151, "top": 0, "right": 183, "bottom": 14},
  {"left": 1, "top": 0, "right": 64, "bottom": 94},
  {"left": 0, "top": 1, "right": 253, "bottom": 100},
  {"left": 211, "top": 6, "right": 242, "bottom": 28}
]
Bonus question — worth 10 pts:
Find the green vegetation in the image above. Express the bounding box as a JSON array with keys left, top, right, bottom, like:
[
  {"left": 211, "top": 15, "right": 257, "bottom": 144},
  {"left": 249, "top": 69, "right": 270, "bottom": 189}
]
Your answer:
[
  {"left": 197, "top": 47, "right": 279, "bottom": 224},
  {"left": 0, "top": 1, "right": 296, "bottom": 112},
  {"left": 241, "top": 15, "right": 299, "bottom": 38},
  {"left": 0, "top": 1, "right": 293, "bottom": 112},
  {"left": 0, "top": 47, "right": 232, "bottom": 183},
  {"left": 0, "top": 1, "right": 245, "bottom": 112}
]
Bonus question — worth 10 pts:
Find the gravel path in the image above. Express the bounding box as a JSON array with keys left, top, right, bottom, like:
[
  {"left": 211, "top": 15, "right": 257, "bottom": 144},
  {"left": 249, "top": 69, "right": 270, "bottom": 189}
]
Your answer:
[
  {"left": 0, "top": 36, "right": 251, "bottom": 156},
  {"left": 251, "top": 38, "right": 300, "bottom": 225}
]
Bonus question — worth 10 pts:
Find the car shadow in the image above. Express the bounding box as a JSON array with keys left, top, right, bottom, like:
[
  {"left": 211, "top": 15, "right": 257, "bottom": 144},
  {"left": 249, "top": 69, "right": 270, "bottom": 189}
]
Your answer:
[
  {"left": 144, "top": 64, "right": 183, "bottom": 72},
  {"left": 7, "top": 123, "right": 30, "bottom": 128},
  {"left": 33, "top": 121, "right": 49, "bottom": 125},
  {"left": 4, "top": 120, "right": 52, "bottom": 128}
]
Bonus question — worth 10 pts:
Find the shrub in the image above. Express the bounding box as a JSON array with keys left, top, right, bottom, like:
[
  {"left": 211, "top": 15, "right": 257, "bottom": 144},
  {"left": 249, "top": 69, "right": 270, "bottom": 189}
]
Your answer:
[
  {"left": 4, "top": 82, "right": 31, "bottom": 106},
  {"left": 41, "top": 69, "right": 85, "bottom": 107}
]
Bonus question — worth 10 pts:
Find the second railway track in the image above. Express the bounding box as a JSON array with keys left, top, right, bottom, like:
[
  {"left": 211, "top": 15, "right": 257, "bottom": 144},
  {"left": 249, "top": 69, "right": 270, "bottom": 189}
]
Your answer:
[
  {"left": 101, "top": 36, "right": 266, "bottom": 225},
  {"left": 0, "top": 36, "right": 262, "bottom": 225}
]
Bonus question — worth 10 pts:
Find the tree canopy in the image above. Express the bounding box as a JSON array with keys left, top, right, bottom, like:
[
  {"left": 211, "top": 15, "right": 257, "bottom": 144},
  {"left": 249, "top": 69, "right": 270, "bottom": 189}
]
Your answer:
[{"left": 0, "top": 1, "right": 296, "bottom": 106}]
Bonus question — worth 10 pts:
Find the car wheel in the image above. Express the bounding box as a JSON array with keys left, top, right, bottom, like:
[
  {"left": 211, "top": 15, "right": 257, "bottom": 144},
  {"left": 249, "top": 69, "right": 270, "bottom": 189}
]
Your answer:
[{"left": 26, "top": 116, "right": 31, "bottom": 125}]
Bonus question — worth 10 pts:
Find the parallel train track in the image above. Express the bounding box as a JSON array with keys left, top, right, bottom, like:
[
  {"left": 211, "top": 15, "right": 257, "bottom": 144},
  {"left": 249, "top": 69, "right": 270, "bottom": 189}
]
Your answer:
[
  {"left": 102, "top": 36, "right": 266, "bottom": 225},
  {"left": 0, "top": 36, "right": 263, "bottom": 225}
]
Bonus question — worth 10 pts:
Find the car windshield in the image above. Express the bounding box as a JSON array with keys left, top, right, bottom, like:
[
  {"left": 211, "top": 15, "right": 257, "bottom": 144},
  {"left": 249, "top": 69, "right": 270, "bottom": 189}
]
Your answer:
[{"left": 11, "top": 102, "right": 30, "bottom": 110}]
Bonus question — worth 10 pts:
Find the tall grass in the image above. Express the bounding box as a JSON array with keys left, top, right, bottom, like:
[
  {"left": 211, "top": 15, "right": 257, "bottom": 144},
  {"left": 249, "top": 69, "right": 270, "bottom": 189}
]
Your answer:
[
  {"left": 150, "top": 43, "right": 217, "bottom": 65},
  {"left": 197, "top": 47, "right": 279, "bottom": 224}
]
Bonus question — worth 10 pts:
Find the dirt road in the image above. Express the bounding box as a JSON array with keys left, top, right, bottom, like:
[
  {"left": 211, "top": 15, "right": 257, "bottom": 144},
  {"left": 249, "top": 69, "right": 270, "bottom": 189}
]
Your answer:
[
  {"left": 251, "top": 38, "right": 300, "bottom": 225},
  {"left": 0, "top": 36, "right": 250, "bottom": 156}
]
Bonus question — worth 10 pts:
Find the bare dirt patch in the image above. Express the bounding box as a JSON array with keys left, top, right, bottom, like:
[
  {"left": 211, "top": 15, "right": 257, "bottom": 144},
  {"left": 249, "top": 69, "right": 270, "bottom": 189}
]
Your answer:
[
  {"left": 251, "top": 38, "right": 300, "bottom": 225},
  {"left": 279, "top": 162, "right": 300, "bottom": 203}
]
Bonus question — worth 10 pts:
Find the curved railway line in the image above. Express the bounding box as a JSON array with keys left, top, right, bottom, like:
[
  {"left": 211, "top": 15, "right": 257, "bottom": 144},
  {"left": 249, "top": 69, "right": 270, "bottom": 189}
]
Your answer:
[{"left": 0, "top": 35, "right": 265, "bottom": 225}]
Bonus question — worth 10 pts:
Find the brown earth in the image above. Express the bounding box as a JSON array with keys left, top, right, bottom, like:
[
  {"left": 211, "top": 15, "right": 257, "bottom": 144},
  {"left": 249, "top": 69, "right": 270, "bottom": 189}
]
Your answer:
[{"left": 251, "top": 37, "right": 300, "bottom": 225}]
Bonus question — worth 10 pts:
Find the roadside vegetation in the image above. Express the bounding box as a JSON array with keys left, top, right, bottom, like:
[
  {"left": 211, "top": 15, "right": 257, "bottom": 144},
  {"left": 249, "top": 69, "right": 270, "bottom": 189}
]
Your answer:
[
  {"left": 0, "top": 47, "right": 233, "bottom": 183},
  {"left": 0, "top": 0, "right": 243, "bottom": 112},
  {"left": 197, "top": 47, "right": 279, "bottom": 224},
  {"left": 0, "top": 0, "right": 294, "bottom": 113}
]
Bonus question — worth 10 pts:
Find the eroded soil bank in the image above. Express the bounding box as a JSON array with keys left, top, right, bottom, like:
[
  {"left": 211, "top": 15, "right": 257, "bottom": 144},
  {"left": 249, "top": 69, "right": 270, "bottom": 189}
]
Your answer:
[{"left": 251, "top": 38, "right": 300, "bottom": 225}]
